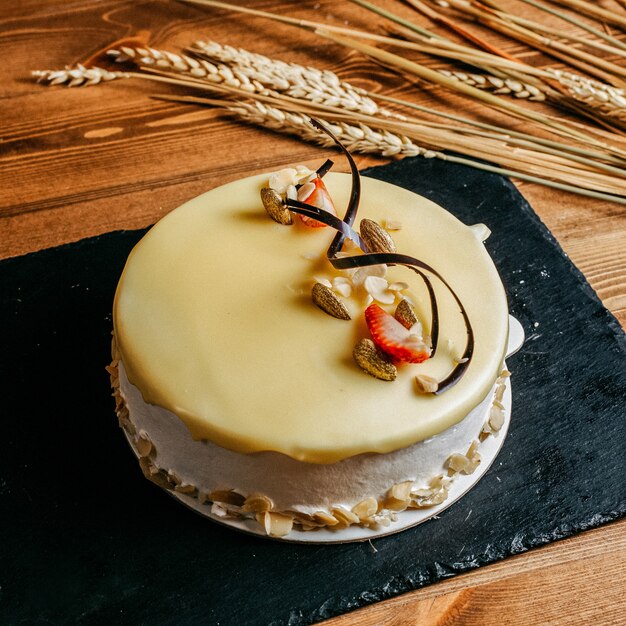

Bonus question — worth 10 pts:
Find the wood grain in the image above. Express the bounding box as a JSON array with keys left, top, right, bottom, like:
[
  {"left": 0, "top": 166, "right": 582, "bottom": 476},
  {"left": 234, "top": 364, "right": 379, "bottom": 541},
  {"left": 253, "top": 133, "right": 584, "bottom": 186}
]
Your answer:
[{"left": 0, "top": 1, "right": 624, "bottom": 624}]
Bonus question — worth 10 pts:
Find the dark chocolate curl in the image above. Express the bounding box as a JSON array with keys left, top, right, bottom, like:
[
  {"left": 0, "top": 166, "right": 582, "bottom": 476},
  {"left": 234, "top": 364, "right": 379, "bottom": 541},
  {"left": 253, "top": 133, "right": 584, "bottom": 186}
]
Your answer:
[
  {"left": 289, "top": 118, "right": 473, "bottom": 394},
  {"left": 309, "top": 119, "right": 360, "bottom": 258}
]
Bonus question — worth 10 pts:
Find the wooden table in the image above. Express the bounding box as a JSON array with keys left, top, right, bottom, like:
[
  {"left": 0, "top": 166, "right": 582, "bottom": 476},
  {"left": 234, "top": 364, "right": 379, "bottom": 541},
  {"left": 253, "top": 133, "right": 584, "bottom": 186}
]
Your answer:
[{"left": 1, "top": 1, "right": 624, "bottom": 623}]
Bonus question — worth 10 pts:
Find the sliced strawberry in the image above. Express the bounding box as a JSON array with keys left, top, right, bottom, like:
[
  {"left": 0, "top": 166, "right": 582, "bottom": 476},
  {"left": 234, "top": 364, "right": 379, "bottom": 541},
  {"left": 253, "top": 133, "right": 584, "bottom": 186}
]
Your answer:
[
  {"left": 297, "top": 175, "right": 338, "bottom": 228},
  {"left": 364, "top": 303, "right": 430, "bottom": 364}
]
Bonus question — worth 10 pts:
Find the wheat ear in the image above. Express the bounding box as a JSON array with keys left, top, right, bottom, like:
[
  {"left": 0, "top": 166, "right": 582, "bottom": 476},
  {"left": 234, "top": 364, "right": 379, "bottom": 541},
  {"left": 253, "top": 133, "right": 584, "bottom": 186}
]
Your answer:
[
  {"left": 32, "top": 65, "right": 128, "bottom": 86},
  {"left": 158, "top": 94, "right": 626, "bottom": 205},
  {"left": 189, "top": 40, "right": 379, "bottom": 115}
]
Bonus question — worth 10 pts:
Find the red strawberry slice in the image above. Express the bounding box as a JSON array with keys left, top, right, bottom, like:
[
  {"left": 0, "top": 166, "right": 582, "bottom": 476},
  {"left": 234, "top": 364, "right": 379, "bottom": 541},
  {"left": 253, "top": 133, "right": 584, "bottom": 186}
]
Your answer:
[
  {"left": 297, "top": 175, "right": 338, "bottom": 228},
  {"left": 364, "top": 303, "right": 431, "bottom": 364}
]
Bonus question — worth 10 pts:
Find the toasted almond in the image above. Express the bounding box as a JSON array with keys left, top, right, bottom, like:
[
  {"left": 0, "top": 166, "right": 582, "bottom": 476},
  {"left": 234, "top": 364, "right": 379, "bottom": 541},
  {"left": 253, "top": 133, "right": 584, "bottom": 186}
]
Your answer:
[
  {"left": 395, "top": 298, "right": 418, "bottom": 329},
  {"left": 261, "top": 511, "right": 294, "bottom": 537},
  {"left": 331, "top": 507, "right": 360, "bottom": 526},
  {"left": 210, "top": 490, "right": 246, "bottom": 507},
  {"left": 312, "top": 282, "right": 351, "bottom": 320},
  {"left": 175, "top": 483, "right": 198, "bottom": 496},
  {"left": 415, "top": 374, "right": 439, "bottom": 394},
  {"left": 135, "top": 431, "right": 153, "bottom": 458},
  {"left": 260, "top": 187, "right": 293, "bottom": 225},
  {"left": 139, "top": 459, "right": 172, "bottom": 490},
  {"left": 242, "top": 493, "right": 273, "bottom": 513},
  {"left": 360, "top": 218, "right": 396, "bottom": 253},
  {"left": 385, "top": 481, "right": 413, "bottom": 512},
  {"left": 353, "top": 338, "right": 397, "bottom": 381},
  {"left": 351, "top": 497, "right": 378, "bottom": 520},
  {"left": 446, "top": 452, "right": 471, "bottom": 474},
  {"left": 313, "top": 511, "right": 340, "bottom": 526},
  {"left": 488, "top": 404, "right": 505, "bottom": 432},
  {"left": 391, "top": 480, "right": 413, "bottom": 501}
]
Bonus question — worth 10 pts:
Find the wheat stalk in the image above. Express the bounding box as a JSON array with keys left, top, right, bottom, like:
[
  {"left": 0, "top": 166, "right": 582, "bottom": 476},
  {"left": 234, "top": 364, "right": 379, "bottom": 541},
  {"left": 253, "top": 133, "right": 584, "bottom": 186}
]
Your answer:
[
  {"left": 32, "top": 65, "right": 128, "bottom": 86},
  {"left": 32, "top": 59, "right": 626, "bottom": 200},
  {"left": 515, "top": 0, "right": 626, "bottom": 52},
  {"left": 156, "top": 94, "right": 626, "bottom": 205},
  {"left": 180, "top": 0, "right": 626, "bottom": 135},
  {"left": 189, "top": 40, "right": 380, "bottom": 115},
  {"left": 438, "top": 0, "right": 626, "bottom": 86},
  {"left": 110, "top": 43, "right": 381, "bottom": 116},
  {"left": 549, "top": 0, "right": 626, "bottom": 30},
  {"left": 438, "top": 70, "right": 545, "bottom": 101}
]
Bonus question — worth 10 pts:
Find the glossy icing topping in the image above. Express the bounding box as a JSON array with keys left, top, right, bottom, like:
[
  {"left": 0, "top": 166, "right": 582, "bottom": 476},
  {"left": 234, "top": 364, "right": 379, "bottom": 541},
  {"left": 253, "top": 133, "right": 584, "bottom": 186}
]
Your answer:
[{"left": 113, "top": 172, "right": 509, "bottom": 463}]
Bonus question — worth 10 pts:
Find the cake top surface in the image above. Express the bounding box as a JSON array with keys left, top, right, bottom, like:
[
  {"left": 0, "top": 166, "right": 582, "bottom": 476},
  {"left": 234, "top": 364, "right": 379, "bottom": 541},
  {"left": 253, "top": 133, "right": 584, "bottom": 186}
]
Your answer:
[{"left": 113, "top": 171, "right": 509, "bottom": 463}]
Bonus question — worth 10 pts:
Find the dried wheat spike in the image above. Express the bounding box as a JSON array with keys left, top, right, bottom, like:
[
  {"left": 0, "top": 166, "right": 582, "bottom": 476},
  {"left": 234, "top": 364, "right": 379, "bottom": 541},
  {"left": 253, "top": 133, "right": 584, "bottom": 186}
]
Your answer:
[
  {"left": 32, "top": 65, "right": 128, "bottom": 87},
  {"left": 438, "top": 70, "right": 546, "bottom": 101},
  {"left": 226, "top": 99, "right": 430, "bottom": 158},
  {"left": 191, "top": 39, "right": 380, "bottom": 115}
]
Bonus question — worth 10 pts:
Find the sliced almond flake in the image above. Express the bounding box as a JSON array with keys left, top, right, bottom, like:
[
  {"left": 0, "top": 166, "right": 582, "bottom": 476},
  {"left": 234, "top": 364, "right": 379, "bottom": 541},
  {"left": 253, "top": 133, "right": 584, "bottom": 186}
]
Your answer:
[
  {"left": 364, "top": 275, "right": 395, "bottom": 304},
  {"left": 295, "top": 164, "right": 314, "bottom": 177},
  {"left": 269, "top": 167, "right": 298, "bottom": 194},
  {"left": 489, "top": 405, "right": 505, "bottom": 432},
  {"left": 352, "top": 264, "right": 387, "bottom": 287},
  {"left": 167, "top": 470, "right": 181, "bottom": 486},
  {"left": 385, "top": 481, "right": 413, "bottom": 511},
  {"left": 351, "top": 497, "right": 378, "bottom": 520},
  {"left": 175, "top": 483, "right": 197, "bottom": 495},
  {"left": 135, "top": 431, "right": 153, "bottom": 458},
  {"left": 446, "top": 452, "right": 470, "bottom": 474},
  {"left": 391, "top": 481, "right": 413, "bottom": 500},
  {"left": 313, "top": 511, "right": 339, "bottom": 526},
  {"left": 210, "top": 490, "right": 246, "bottom": 507},
  {"left": 211, "top": 502, "right": 229, "bottom": 518},
  {"left": 500, "top": 370, "right": 512, "bottom": 378},
  {"left": 454, "top": 356, "right": 469, "bottom": 364},
  {"left": 495, "top": 384, "right": 506, "bottom": 403},
  {"left": 242, "top": 493, "right": 273, "bottom": 513},
  {"left": 332, "top": 276, "right": 352, "bottom": 298},
  {"left": 388, "top": 281, "right": 409, "bottom": 292},
  {"left": 286, "top": 184, "right": 298, "bottom": 201},
  {"left": 331, "top": 507, "right": 360, "bottom": 526},
  {"left": 262, "top": 511, "right": 294, "bottom": 537}
]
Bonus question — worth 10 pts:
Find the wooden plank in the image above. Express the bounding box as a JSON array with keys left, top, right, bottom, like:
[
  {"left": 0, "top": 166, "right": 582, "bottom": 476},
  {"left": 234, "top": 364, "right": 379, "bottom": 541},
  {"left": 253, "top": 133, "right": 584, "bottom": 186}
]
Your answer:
[{"left": 0, "top": 1, "right": 624, "bottom": 624}]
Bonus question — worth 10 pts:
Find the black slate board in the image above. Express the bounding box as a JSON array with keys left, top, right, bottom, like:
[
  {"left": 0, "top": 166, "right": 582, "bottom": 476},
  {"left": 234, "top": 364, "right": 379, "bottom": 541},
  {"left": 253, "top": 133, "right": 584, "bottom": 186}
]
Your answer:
[{"left": 1, "top": 156, "right": 625, "bottom": 626}]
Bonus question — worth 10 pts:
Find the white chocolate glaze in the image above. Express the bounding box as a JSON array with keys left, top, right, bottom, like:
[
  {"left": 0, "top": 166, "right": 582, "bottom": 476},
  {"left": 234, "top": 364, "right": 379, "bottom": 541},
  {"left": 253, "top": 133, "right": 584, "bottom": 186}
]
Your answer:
[{"left": 113, "top": 173, "right": 509, "bottom": 463}]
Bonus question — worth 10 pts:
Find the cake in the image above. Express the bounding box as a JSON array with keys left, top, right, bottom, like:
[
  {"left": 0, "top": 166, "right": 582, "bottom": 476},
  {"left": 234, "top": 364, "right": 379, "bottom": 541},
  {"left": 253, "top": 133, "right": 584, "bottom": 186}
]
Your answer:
[{"left": 109, "top": 131, "right": 516, "bottom": 539}]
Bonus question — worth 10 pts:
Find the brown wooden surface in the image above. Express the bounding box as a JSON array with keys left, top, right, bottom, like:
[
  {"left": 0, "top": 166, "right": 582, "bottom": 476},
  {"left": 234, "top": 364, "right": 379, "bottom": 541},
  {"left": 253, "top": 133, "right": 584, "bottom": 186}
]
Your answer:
[{"left": 1, "top": 1, "right": 624, "bottom": 624}]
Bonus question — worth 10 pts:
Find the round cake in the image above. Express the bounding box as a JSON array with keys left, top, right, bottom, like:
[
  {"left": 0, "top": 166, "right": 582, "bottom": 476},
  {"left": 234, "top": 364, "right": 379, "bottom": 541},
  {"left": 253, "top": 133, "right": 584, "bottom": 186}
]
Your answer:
[{"left": 109, "top": 159, "right": 515, "bottom": 539}]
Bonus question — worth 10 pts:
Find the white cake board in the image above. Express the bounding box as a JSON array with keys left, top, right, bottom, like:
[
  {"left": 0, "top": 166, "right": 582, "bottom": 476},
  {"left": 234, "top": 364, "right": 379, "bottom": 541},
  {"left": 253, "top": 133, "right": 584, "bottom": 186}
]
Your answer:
[{"left": 129, "top": 316, "right": 524, "bottom": 544}]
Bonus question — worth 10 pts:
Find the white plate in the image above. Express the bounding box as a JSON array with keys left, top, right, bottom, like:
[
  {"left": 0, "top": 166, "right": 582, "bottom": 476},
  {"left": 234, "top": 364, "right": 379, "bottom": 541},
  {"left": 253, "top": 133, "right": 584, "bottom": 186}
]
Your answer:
[{"left": 126, "top": 315, "right": 525, "bottom": 543}]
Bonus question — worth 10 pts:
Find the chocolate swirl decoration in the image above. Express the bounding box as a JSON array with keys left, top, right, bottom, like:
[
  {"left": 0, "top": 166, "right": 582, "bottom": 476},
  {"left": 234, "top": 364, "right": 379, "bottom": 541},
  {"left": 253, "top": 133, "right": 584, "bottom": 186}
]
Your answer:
[{"left": 286, "top": 119, "right": 474, "bottom": 394}]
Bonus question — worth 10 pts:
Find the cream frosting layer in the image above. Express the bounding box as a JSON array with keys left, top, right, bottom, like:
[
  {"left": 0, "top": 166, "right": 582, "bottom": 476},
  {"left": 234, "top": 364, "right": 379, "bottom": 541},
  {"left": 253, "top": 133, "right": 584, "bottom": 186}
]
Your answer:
[
  {"left": 118, "top": 360, "right": 496, "bottom": 514},
  {"left": 113, "top": 173, "right": 509, "bottom": 463}
]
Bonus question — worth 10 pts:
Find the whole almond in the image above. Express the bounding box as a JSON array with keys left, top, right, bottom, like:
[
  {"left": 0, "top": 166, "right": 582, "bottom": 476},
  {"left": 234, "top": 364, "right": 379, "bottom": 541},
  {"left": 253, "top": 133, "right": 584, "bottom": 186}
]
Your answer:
[
  {"left": 353, "top": 338, "right": 397, "bottom": 381},
  {"left": 395, "top": 298, "right": 418, "bottom": 329},
  {"left": 360, "top": 218, "right": 396, "bottom": 253},
  {"left": 260, "top": 187, "right": 293, "bottom": 225},
  {"left": 312, "top": 282, "right": 351, "bottom": 320}
]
